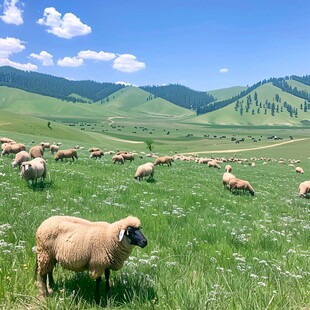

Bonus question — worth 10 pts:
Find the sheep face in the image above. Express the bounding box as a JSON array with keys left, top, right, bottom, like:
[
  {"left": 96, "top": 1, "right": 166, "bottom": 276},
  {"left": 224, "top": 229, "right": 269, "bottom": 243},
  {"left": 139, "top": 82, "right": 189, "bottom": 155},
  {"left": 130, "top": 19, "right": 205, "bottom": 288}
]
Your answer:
[{"left": 119, "top": 227, "right": 147, "bottom": 248}]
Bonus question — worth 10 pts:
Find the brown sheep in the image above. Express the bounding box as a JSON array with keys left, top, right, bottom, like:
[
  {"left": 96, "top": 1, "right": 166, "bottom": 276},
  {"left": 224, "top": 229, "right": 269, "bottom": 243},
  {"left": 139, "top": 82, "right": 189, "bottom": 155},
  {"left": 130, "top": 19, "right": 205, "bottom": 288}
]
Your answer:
[
  {"left": 30, "top": 145, "right": 44, "bottom": 158},
  {"left": 295, "top": 167, "right": 304, "bottom": 174},
  {"left": 12, "top": 151, "right": 31, "bottom": 168},
  {"left": 40, "top": 142, "right": 51, "bottom": 150},
  {"left": 1, "top": 143, "right": 26, "bottom": 156},
  {"left": 225, "top": 164, "right": 232, "bottom": 172},
  {"left": 222, "top": 172, "right": 236, "bottom": 188},
  {"left": 228, "top": 178, "right": 255, "bottom": 196},
  {"left": 89, "top": 147, "right": 101, "bottom": 152},
  {"left": 112, "top": 154, "right": 125, "bottom": 164},
  {"left": 54, "top": 149, "right": 78, "bottom": 162},
  {"left": 90, "top": 150, "right": 104, "bottom": 159},
  {"left": 0, "top": 137, "right": 15, "bottom": 144},
  {"left": 154, "top": 156, "right": 174, "bottom": 167},
  {"left": 299, "top": 181, "right": 310, "bottom": 198},
  {"left": 208, "top": 160, "right": 221, "bottom": 169},
  {"left": 121, "top": 153, "right": 135, "bottom": 162}
]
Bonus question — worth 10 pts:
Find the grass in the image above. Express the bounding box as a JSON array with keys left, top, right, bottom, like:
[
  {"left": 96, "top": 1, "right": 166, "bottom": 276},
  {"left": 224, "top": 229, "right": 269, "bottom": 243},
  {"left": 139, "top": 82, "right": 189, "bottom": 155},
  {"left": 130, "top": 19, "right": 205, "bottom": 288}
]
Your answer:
[{"left": 0, "top": 136, "right": 309, "bottom": 309}]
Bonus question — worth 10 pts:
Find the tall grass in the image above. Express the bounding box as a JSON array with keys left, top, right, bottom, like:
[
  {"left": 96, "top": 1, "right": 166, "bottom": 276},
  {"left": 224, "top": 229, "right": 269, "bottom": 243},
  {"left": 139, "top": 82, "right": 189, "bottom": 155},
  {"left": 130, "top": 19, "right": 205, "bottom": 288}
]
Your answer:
[{"left": 0, "top": 143, "right": 309, "bottom": 309}]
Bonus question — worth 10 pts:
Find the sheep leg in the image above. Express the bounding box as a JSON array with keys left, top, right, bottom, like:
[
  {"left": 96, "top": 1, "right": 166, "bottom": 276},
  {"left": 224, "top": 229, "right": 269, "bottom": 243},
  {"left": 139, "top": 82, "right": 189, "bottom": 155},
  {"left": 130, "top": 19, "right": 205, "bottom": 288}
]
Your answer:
[
  {"left": 94, "top": 276, "right": 102, "bottom": 304},
  {"left": 48, "top": 270, "right": 55, "bottom": 289},
  {"left": 105, "top": 269, "right": 110, "bottom": 293},
  {"left": 40, "top": 274, "right": 49, "bottom": 296}
]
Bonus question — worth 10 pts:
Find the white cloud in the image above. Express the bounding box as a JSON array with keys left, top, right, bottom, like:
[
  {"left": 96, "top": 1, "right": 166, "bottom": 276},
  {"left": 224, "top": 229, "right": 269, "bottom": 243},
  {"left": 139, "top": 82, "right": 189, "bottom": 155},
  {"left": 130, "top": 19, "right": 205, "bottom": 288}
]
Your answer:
[
  {"left": 37, "top": 7, "right": 91, "bottom": 39},
  {"left": 30, "top": 51, "right": 54, "bottom": 66},
  {"left": 0, "top": 36, "right": 37, "bottom": 71},
  {"left": 0, "top": 0, "right": 23, "bottom": 25},
  {"left": 57, "top": 56, "right": 83, "bottom": 67},
  {"left": 113, "top": 54, "right": 146, "bottom": 73},
  {"left": 219, "top": 68, "right": 229, "bottom": 73},
  {"left": 78, "top": 50, "right": 116, "bottom": 61}
]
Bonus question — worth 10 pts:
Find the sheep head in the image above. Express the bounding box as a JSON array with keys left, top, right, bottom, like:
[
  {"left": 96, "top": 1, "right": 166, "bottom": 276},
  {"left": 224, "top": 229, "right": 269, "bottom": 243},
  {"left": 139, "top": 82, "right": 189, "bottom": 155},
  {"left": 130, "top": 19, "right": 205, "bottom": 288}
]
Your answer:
[{"left": 118, "top": 226, "right": 147, "bottom": 248}]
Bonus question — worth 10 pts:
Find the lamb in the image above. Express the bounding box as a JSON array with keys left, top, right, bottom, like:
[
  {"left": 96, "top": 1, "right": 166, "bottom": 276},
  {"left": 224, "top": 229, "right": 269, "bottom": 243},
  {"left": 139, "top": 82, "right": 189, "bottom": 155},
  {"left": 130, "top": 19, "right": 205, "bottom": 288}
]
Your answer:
[
  {"left": 90, "top": 150, "right": 104, "bottom": 159},
  {"left": 29, "top": 145, "right": 44, "bottom": 158},
  {"left": 34, "top": 215, "right": 147, "bottom": 303},
  {"left": 49, "top": 144, "right": 59, "bottom": 155},
  {"left": 298, "top": 181, "right": 310, "bottom": 198},
  {"left": 222, "top": 172, "right": 236, "bottom": 188},
  {"left": 54, "top": 149, "right": 78, "bottom": 162},
  {"left": 20, "top": 157, "right": 47, "bottom": 183},
  {"left": 1, "top": 143, "right": 26, "bottom": 156},
  {"left": 228, "top": 178, "right": 255, "bottom": 196},
  {"left": 134, "top": 162, "right": 155, "bottom": 180},
  {"left": 154, "top": 156, "right": 174, "bottom": 167},
  {"left": 295, "top": 167, "right": 304, "bottom": 174},
  {"left": 12, "top": 151, "right": 31, "bottom": 169},
  {"left": 208, "top": 160, "right": 221, "bottom": 169}
]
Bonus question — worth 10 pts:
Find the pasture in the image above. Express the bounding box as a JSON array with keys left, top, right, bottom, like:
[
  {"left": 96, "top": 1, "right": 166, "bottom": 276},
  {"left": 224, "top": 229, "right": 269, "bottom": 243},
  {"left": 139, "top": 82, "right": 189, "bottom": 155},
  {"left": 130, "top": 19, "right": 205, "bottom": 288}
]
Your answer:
[{"left": 0, "top": 130, "right": 309, "bottom": 309}]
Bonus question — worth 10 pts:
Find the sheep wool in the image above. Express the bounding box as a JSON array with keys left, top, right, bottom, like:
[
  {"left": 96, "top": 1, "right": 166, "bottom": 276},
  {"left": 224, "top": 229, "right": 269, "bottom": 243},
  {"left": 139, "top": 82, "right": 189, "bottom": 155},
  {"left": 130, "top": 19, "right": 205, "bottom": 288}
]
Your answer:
[
  {"left": 20, "top": 157, "right": 47, "bottom": 183},
  {"left": 154, "top": 156, "right": 174, "bottom": 167},
  {"left": 222, "top": 172, "right": 236, "bottom": 188},
  {"left": 35, "top": 215, "right": 147, "bottom": 302},
  {"left": 299, "top": 180, "right": 310, "bottom": 198},
  {"left": 134, "top": 162, "right": 155, "bottom": 180},
  {"left": 29, "top": 145, "right": 44, "bottom": 158},
  {"left": 12, "top": 150, "right": 31, "bottom": 168},
  {"left": 54, "top": 149, "right": 78, "bottom": 162},
  {"left": 228, "top": 178, "right": 255, "bottom": 196}
]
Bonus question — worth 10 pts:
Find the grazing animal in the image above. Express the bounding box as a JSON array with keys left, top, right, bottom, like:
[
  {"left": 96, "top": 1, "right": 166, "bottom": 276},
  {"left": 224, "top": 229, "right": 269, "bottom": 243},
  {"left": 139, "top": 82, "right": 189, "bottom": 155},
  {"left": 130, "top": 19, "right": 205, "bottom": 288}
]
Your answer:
[
  {"left": 121, "top": 153, "right": 135, "bottom": 162},
  {"left": 40, "top": 142, "right": 51, "bottom": 150},
  {"left": 54, "top": 149, "right": 78, "bottom": 162},
  {"left": 208, "top": 160, "right": 221, "bottom": 169},
  {"left": 154, "top": 156, "right": 174, "bottom": 167},
  {"left": 89, "top": 147, "right": 101, "bottom": 152},
  {"left": 12, "top": 151, "right": 31, "bottom": 169},
  {"left": 1, "top": 143, "right": 26, "bottom": 156},
  {"left": 90, "top": 150, "right": 104, "bottom": 159},
  {"left": 35, "top": 215, "right": 147, "bottom": 303},
  {"left": 29, "top": 145, "right": 44, "bottom": 158},
  {"left": 0, "top": 137, "right": 15, "bottom": 144},
  {"left": 295, "top": 167, "right": 304, "bottom": 174},
  {"left": 49, "top": 144, "right": 59, "bottom": 155},
  {"left": 225, "top": 165, "right": 232, "bottom": 173},
  {"left": 134, "top": 162, "right": 155, "bottom": 180},
  {"left": 222, "top": 172, "right": 236, "bottom": 188},
  {"left": 298, "top": 181, "right": 310, "bottom": 198},
  {"left": 112, "top": 154, "right": 125, "bottom": 164},
  {"left": 228, "top": 178, "right": 255, "bottom": 196},
  {"left": 20, "top": 158, "right": 47, "bottom": 183}
]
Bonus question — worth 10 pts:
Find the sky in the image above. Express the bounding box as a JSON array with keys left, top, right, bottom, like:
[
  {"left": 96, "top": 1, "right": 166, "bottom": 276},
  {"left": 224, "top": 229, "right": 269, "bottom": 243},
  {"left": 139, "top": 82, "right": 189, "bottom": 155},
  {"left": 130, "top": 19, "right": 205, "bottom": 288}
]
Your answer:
[{"left": 0, "top": 0, "right": 309, "bottom": 91}]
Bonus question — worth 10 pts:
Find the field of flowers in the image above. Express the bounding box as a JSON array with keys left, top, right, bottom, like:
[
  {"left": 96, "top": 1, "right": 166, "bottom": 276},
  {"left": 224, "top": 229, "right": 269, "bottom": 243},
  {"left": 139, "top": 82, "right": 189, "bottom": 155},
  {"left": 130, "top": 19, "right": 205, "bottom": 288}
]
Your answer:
[{"left": 0, "top": 146, "right": 309, "bottom": 309}]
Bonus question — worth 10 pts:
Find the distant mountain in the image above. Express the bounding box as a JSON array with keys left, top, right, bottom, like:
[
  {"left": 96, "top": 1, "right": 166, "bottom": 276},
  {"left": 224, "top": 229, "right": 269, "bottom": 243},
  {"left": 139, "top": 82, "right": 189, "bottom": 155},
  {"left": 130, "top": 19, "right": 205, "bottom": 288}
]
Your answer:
[{"left": 0, "top": 66, "right": 125, "bottom": 103}]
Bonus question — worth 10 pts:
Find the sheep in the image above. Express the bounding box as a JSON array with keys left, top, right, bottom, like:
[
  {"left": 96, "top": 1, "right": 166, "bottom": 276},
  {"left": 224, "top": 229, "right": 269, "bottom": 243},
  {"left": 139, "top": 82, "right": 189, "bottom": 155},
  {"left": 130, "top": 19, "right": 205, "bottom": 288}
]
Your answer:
[
  {"left": 34, "top": 215, "right": 147, "bottom": 303},
  {"left": 49, "top": 144, "right": 59, "bottom": 155},
  {"left": 90, "top": 150, "right": 104, "bottom": 159},
  {"left": 0, "top": 137, "right": 15, "bottom": 144},
  {"left": 29, "top": 145, "right": 44, "bottom": 158},
  {"left": 1, "top": 143, "right": 26, "bottom": 156},
  {"left": 225, "top": 165, "right": 232, "bottom": 172},
  {"left": 222, "top": 172, "right": 236, "bottom": 188},
  {"left": 54, "top": 149, "right": 78, "bottom": 162},
  {"left": 298, "top": 181, "right": 310, "bottom": 198},
  {"left": 12, "top": 151, "right": 31, "bottom": 169},
  {"left": 40, "top": 142, "right": 51, "bottom": 150},
  {"left": 20, "top": 157, "right": 47, "bottom": 183},
  {"left": 89, "top": 147, "right": 100, "bottom": 152},
  {"left": 121, "top": 153, "right": 135, "bottom": 162},
  {"left": 154, "top": 156, "right": 174, "bottom": 167},
  {"left": 112, "top": 154, "right": 125, "bottom": 164},
  {"left": 208, "top": 160, "right": 221, "bottom": 169},
  {"left": 228, "top": 178, "right": 255, "bottom": 196},
  {"left": 134, "top": 162, "right": 155, "bottom": 180},
  {"left": 295, "top": 167, "right": 304, "bottom": 174}
]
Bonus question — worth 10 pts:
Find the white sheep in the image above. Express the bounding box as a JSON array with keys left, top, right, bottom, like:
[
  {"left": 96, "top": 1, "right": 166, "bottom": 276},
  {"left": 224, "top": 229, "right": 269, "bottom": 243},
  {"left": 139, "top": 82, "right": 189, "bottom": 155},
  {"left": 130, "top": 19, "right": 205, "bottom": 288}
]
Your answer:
[
  {"left": 29, "top": 145, "right": 44, "bottom": 158},
  {"left": 228, "top": 178, "right": 255, "bottom": 196},
  {"left": 222, "top": 172, "right": 236, "bottom": 188},
  {"left": 34, "top": 215, "right": 147, "bottom": 303},
  {"left": 49, "top": 144, "right": 59, "bottom": 155},
  {"left": 12, "top": 150, "right": 31, "bottom": 169},
  {"left": 208, "top": 160, "right": 221, "bottom": 169},
  {"left": 20, "top": 157, "right": 47, "bottom": 183},
  {"left": 295, "top": 167, "right": 304, "bottom": 174},
  {"left": 134, "top": 162, "right": 155, "bottom": 180},
  {"left": 1, "top": 143, "right": 26, "bottom": 156},
  {"left": 298, "top": 180, "right": 310, "bottom": 198},
  {"left": 225, "top": 164, "right": 232, "bottom": 172}
]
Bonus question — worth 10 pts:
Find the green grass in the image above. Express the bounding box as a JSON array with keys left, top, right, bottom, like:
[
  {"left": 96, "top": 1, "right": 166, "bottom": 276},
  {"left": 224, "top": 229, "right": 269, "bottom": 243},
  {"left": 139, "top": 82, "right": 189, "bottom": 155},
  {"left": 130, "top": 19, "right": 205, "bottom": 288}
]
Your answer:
[{"left": 0, "top": 134, "right": 309, "bottom": 309}]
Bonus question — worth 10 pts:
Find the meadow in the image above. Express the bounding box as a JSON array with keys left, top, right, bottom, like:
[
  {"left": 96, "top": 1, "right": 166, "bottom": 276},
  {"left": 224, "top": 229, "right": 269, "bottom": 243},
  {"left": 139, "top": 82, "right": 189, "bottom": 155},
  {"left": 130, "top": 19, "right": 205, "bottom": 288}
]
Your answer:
[{"left": 0, "top": 130, "right": 309, "bottom": 309}]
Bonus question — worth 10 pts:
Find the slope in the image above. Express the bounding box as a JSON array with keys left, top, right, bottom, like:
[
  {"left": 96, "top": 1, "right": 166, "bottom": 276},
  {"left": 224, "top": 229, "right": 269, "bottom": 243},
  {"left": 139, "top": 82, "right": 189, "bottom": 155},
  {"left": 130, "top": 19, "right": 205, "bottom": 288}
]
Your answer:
[{"left": 207, "top": 86, "right": 247, "bottom": 101}]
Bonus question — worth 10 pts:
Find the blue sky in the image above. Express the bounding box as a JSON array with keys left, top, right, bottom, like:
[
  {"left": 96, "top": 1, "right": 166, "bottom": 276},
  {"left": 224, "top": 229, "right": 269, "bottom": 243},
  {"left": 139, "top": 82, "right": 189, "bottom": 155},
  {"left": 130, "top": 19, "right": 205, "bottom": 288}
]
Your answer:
[{"left": 0, "top": 0, "right": 309, "bottom": 91}]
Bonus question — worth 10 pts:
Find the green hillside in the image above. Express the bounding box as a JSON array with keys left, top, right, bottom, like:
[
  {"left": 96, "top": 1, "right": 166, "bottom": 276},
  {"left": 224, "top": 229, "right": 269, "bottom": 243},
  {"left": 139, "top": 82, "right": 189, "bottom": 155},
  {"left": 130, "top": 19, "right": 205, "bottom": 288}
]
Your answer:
[
  {"left": 286, "top": 79, "right": 310, "bottom": 93},
  {"left": 207, "top": 86, "right": 247, "bottom": 101},
  {"left": 193, "top": 83, "right": 310, "bottom": 125}
]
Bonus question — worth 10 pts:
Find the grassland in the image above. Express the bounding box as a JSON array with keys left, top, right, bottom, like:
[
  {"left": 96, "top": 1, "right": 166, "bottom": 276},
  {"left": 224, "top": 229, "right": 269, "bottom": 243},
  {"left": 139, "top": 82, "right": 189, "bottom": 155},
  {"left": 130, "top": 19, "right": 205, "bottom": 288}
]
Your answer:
[{"left": 0, "top": 128, "right": 309, "bottom": 309}]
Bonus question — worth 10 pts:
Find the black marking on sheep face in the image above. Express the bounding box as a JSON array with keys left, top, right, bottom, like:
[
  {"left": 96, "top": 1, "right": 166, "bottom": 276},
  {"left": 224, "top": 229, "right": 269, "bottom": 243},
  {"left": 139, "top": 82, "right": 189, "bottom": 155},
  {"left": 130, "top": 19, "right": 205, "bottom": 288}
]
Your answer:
[{"left": 126, "top": 227, "right": 147, "bottom": 248}]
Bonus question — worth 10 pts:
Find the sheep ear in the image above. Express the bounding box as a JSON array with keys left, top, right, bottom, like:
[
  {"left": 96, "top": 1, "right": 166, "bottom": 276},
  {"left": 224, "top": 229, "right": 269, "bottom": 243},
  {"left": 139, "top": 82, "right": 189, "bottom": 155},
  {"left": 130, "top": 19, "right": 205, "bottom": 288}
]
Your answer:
[{"left": 118, "top": 229, "right": 125, "bottom": 241}]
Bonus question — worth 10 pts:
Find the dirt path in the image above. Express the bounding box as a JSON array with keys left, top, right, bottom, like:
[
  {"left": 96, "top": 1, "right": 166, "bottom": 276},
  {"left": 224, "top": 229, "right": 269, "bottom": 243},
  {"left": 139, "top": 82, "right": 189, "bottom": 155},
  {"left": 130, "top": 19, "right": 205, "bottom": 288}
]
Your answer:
[{"left": 183, "top": 138, "right": 309, "bottom": 155}]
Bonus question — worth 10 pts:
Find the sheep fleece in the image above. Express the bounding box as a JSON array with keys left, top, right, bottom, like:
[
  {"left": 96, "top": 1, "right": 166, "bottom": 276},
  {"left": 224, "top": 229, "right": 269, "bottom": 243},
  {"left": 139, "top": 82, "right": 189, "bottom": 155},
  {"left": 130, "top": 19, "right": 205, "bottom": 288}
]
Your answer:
[{"left": 36, "top": 216, "right": 141, "bottom": 279}]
